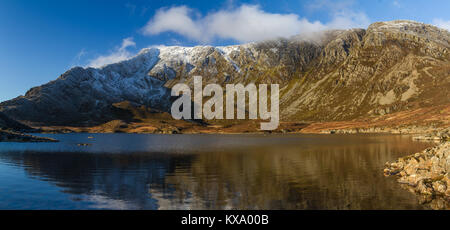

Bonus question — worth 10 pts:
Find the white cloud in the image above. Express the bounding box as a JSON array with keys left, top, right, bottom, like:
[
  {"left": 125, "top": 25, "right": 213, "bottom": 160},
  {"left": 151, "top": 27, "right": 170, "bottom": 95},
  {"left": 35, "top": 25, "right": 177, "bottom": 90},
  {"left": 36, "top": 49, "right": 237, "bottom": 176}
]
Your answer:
[
  {"left": 202, "top": 5, "right": 326, "bottom": 42},
  {"left": 433, "top": 19, "right": 450, "bottom": 31},
  {"left": 75, "top": 49, "right": 87, "bottom": 60},
  {"left": 326, "top": 10, "right": 370, "bottom": 30},
  {"left": 88, "top": 37, "right": 136, "bottom": 68},
  {"left": 69, "top": 48, "right": 87, "bottom": 68},
  {"left": 305, "top": 0, "right": 370, "bottom": 30},
  {"left": 143, "top": 6, "right": 204, "bottom": 41},
  {"left": 142, "top": 4, "right": 370, "bottom": 43},
  {"left": 393, "top": 0, "right": 401, "bottom": 8},
  {"left": 121, "top": 37, "right": 136, "bottom": 48}
]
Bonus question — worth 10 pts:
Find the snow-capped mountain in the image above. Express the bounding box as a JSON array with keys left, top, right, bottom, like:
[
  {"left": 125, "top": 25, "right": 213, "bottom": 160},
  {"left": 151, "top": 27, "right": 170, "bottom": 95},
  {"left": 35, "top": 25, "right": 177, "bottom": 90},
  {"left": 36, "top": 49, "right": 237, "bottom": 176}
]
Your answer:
[{"left": 0, "top": 20, "right": 449, "bottom": 127}]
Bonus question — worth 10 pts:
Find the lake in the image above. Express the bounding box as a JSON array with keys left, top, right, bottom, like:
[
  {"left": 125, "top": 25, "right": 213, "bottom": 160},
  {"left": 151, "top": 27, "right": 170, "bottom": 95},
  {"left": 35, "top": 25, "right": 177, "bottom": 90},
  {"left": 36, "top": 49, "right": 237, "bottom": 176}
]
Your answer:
[{"left": 0, "top": 133, "right": 435, "bottom": 210}]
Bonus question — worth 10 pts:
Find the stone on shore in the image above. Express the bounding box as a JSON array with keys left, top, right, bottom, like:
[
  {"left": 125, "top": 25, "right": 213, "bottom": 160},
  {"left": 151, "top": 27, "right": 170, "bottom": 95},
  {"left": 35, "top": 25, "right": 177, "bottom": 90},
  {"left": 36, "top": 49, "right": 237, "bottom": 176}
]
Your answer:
[{"left": 384, "top": 141, "right": 450, "bottom": 207}]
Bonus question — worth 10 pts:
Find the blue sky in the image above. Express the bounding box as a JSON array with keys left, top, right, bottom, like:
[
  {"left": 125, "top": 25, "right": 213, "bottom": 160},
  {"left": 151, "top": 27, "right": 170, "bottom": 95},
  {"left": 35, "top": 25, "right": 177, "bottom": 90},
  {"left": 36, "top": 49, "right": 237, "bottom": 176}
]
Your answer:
[{"left": 0, "top": 0, "right": 449, "bottom": 102}]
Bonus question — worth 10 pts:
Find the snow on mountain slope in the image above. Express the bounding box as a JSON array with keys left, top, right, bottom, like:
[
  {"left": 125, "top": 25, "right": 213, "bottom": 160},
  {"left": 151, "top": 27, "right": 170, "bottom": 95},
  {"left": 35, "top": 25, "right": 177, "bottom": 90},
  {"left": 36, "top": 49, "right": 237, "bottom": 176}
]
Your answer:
[
  {"left": 0, "top": 20, "right": 448, "bottom": 127},
  {"left": 0, "top": 43, "right": 261, "bottom": 125}
]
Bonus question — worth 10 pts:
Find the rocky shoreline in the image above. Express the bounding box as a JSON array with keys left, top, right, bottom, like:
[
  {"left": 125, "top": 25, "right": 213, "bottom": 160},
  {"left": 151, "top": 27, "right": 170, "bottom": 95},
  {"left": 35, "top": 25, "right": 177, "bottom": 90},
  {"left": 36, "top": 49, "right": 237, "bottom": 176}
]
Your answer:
[
  {"left": 384, "top": 130, "right": 449, "bottom": 209},
  {"left": 318, "top": 126, "right": 449, "bottom": 136},
  {"left": 0, "top": 130, "right": 58, "bottom": 143}
]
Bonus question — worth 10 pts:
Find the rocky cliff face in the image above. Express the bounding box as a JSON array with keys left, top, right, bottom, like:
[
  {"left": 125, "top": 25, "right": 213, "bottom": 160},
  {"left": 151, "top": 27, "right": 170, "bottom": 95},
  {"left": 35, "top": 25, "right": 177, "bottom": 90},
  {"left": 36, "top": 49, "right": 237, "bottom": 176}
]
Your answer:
[
  {"left": 282, "top": 21, "right": 450, "bottom": 122},
  {"left": 1, "top": 20, "right": 449, "bottom": 127}
]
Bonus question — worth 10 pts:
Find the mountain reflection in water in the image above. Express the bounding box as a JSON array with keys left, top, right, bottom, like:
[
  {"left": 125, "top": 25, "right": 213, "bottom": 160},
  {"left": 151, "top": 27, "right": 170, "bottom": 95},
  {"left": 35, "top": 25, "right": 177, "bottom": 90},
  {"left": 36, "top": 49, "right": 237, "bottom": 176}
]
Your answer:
[{"left": 0, "top": 134, "right": 435, "bottom": 210}]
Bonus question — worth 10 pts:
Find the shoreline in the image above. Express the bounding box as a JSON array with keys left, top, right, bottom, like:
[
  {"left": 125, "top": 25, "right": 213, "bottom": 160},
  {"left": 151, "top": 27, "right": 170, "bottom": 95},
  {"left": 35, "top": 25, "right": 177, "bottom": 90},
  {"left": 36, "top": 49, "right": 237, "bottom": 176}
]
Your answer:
[
  {"left": 3, "top": 123, "right": 449, "bottom": 209},
  {"left": 0, "top": 130, "right": 58, "bottom": 143},
  {"left": 34, "top": 117, "right": 450, "bottom": 136},
  {"left": 384, "top": 128, "right": 449, "bottom": 209}
]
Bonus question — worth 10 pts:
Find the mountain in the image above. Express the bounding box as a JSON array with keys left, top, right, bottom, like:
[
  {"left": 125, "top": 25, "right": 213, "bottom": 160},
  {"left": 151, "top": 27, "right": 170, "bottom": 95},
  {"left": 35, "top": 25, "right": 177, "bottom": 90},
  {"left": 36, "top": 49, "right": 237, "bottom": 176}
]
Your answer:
[{"left": 0, "top": 20, "right": 449, "bottom": 132}]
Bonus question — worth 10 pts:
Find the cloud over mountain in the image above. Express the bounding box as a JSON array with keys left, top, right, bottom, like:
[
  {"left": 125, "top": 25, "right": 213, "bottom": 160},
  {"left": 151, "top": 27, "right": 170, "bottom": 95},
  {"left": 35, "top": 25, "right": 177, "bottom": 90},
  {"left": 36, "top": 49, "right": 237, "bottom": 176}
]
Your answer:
[
  {"left": 433, "top": 19, "right": 450, "bottom": 31},
  {"left": 142, "top": 4, "right": 370, "bottom": 43},
  {"left": 88, "top": 37, "right": 136, "bottom": 68}
]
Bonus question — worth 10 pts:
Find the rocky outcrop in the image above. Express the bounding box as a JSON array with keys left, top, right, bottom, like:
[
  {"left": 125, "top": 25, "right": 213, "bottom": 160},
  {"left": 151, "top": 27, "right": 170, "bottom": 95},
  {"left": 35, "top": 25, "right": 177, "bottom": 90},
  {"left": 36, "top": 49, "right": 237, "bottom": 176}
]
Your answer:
[
  {"left": 413, "top": 129, "right": 450, "bottom": 142},
  {"left": 384, "top": 141, "right": 450, "bottom": 208},
  {"left": 0, "top": 111, "right": 57, "bottom": 142},
  {"left": 320, "top": 126, "right": 450, "bottom": 136},
  {"left": 0, "top": 20, "right": 449, "bottom": 129},
  {"left": 0, "top": 111, "right": 33, "bottom": 131},
  {"left": 0, "top": 130, "right": 58, "bottom": 142}
]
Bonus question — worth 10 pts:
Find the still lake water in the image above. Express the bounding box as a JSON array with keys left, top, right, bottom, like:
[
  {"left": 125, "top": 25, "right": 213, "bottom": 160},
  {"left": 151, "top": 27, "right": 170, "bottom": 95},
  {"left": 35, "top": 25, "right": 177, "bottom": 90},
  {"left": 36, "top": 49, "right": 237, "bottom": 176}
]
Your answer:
[{"left": 0, "top": 133, "right": 435, "bottom": 210}]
